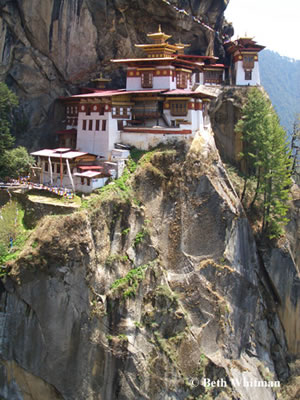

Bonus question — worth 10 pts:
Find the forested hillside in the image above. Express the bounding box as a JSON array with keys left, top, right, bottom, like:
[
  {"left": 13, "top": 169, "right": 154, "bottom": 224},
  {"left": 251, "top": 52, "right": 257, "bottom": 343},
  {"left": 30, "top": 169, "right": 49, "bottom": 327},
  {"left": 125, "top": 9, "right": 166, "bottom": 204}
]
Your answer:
[{"left": 260, "top": 49, "right": 300, "bottom": 135}]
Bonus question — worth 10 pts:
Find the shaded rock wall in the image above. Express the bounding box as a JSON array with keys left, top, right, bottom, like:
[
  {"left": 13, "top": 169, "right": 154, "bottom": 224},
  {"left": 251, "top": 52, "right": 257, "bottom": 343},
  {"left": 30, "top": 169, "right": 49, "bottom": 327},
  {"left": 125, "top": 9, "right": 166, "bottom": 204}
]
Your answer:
[
  {"left": 210, "top": 86, "right": 300, "bottom": 358},
  {"left": 0, "top": 0, "right": 231, "bottom": 150},
  {"left": 0, "top": 133, "right": 289, "bottom": 399},
  {"left": 209, "top": 86, "right": 249, "bottom": 167},
  {"left": 261, "top": 245, "right": 300, "bottom": 356}
]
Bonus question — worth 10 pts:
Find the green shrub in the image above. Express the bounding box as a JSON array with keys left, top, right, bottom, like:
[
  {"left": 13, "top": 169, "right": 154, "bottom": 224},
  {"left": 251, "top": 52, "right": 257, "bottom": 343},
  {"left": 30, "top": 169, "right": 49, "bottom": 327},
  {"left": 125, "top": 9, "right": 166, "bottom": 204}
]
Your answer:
[{"left": 110, "top": 264, "right": 148, "bottom": 299}]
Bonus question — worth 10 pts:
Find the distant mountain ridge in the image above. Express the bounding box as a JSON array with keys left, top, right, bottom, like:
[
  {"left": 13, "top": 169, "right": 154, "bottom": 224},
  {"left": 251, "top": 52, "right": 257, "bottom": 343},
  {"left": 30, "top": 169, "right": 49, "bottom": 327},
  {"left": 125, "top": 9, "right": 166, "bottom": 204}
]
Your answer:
[{"left": 260, "top": 49, "right": 300, "bottom": 135}]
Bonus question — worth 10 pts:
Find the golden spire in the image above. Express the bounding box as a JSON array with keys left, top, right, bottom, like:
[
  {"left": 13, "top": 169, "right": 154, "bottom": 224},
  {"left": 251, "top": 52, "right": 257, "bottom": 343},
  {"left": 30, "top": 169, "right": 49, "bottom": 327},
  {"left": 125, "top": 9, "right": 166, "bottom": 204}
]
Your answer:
[
  {"left": 147, "top": 25, "right": 171, "bottom": 43},
  {"left": 92, "top": 72, "right": 111, "bottom": 89}
]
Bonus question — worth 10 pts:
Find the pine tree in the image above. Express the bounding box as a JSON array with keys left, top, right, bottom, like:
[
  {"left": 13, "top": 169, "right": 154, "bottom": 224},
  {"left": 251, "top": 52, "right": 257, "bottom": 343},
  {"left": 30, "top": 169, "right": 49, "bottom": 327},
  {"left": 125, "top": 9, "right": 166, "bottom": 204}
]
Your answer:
[
  {"left": 291, "top": 115, "right": 300, "bottom": 182},
  {"left": 0, "top": 82, "right": 18, "bottom": 158},
  {"left": 235, "top": 88, "right": 292, "bottom": 239},
  {"left": 235, "top": 88, "right": 270, "bottom": 203}
]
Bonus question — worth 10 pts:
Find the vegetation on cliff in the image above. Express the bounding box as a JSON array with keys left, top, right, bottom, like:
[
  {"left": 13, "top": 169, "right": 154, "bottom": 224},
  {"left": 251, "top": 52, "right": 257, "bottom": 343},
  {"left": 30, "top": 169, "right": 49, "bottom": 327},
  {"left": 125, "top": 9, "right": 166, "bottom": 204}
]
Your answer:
[
  {"left": 0, "top": 83, "right": 34, "bottom": 180},
  {"left": 235, "top": 88, "right": 292, "bottom": 239},
  {"left": 0, "top": 83, "right": 18, "bottom": 157},
  {"left": 291, "top": 115, "right": 300, "bottom": 183}
]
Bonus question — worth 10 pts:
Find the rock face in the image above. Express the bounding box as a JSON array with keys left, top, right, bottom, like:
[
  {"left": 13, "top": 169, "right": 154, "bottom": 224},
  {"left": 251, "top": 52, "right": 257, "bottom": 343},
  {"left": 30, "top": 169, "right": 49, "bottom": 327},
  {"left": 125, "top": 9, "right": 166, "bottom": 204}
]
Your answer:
[
  {"left": 210, "top": 87, "right": 300, "bottom": 360},
  {"left": 0, "top": 132, "right": 290, "bottom": 399},
  {"left": 0, "top": 0, "right": 231, "bottom": 150},
  {"left": 209, "top": 86, "right": 250, "bottom": 166}
]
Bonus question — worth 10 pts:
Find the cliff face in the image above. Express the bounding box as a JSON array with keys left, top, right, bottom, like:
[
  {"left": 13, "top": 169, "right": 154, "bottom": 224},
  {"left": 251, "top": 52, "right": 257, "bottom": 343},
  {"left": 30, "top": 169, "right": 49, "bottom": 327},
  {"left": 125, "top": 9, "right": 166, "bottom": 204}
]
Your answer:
[
  {"left": 0, "top": 0, "right": 231, "bottom": 149},
  {"left": 210, "top": 86, "right": 300, "bottom": 363},
  {"left": 0, "top": 132, "right": 290, "bottom": 400}
]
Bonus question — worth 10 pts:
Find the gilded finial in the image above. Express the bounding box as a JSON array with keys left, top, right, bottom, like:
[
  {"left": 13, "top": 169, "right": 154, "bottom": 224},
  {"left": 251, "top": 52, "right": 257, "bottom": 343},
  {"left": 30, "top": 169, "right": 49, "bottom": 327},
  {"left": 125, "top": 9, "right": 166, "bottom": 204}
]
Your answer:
[{"left": 158, "top": 24, "right": 162, "bottom": 33}]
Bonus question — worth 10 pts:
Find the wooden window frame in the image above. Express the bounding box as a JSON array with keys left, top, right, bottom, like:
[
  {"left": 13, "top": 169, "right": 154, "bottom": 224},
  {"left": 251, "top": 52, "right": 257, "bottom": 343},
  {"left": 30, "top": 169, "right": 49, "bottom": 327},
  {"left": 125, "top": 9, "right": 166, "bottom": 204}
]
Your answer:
[
  {"left": 82, "top": 120, "right": 87, "bottom": 130},
  {"left": 102, "top": 120, "right": 107, "bottom": 131},
  {"left": 141, "top": 71, "right": 153, "bottom": 88},
  {"left": 243, "top": 55, "right": 254, "bottom": 69},
  {"left": 89, "top": 120, "right": 93, "bottom": 131},
  {"left": 204, "top": 71, "right": 223, "bottom": 84},
  {"left": 176, "top": 72, "right": 188, "bottom": 89},
  {"left": 170, "top": 101, "right": 188, "bottom": 116},
  {"left": 245, "top": 70, "right": 252, "bottom": 80}
]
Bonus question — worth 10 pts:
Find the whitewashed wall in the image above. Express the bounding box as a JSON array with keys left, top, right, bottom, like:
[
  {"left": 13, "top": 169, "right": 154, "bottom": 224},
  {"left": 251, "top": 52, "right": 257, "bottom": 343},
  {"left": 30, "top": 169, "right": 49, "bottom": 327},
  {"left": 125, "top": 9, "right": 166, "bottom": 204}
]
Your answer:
[{"left": 235, "top": 61, "right": 260, "bottom": 86}]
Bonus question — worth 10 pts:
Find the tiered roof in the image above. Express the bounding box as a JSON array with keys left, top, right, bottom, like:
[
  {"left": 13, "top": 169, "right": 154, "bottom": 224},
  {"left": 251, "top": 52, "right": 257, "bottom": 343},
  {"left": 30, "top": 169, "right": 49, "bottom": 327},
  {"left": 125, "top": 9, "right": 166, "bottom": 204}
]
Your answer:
[
  {"left": 225, "top": 37, "right": 265, "bottom": 54},
  {"left": 111, "top": 26, "right": 224, "bottom": 71}
]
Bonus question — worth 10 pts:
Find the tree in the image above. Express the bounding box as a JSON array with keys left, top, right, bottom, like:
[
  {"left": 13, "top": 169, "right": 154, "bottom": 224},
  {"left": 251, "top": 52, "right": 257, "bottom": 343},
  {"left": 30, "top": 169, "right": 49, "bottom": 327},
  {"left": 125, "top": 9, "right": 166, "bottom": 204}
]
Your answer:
[
  {"left": 0, "top": 82, "right": 18, "bottom": 158},
  {"left": 235, "top": 88, "right": 271, "bottom": 203},
  {"left": 235, "top": 88, "right": 292, "bottom": 239},
  {"left": 1, "top": 146, "right": 35, "bottom": 179},
  {"left": 290, "top": 115, "right": 300, "bottom": 183}
]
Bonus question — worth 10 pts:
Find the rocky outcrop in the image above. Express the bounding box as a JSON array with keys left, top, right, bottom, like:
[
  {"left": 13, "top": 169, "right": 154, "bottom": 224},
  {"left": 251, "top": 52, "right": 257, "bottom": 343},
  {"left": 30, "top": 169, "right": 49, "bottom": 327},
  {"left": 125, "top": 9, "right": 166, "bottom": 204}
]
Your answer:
[
  {"left": 209, "top": 86, "right": 250, "bottom": 166},
  {"left": 0, "top": 0, "right": 232, "bottom": 150},
  {"left": 260, "top": 244, "right": 300, "bottom": 357},
  {"left": 0, "top": 132, "right": 289, "bottom": 399}
]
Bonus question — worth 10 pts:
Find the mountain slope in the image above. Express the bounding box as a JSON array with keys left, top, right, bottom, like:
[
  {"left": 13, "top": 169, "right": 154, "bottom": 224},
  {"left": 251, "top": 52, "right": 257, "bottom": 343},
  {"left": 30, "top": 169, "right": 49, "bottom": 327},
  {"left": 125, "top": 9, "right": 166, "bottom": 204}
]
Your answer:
[
  {"left": 0, "top": 138, "right": 291, "bottom": 399},
  {"left": 260, "top": 49, "right": 300, "bottom": 134}
]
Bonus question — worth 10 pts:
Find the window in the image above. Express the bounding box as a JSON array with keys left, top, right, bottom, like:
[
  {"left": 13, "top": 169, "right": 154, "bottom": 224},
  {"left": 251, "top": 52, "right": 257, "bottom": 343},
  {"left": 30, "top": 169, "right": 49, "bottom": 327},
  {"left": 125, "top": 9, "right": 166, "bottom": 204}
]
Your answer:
[
  {"left": 243, "top": 55, "right": 254, "bottom": 69},
  {"left": 81, "top": 177, "right": 84, "bottom": 185},
  {"left": 52, "top": 164, "right": 55, "bottom": 173},
  {"left": 57, "top": 164, "right": 60, "bottom": 174},
  {"left": 204, "top": 71, "right": 223, "bottom": 84},
  {"left": 96, "top": 120, "right": 100, "bottom": 131},
  {"left": 87, "top": 178, "right": 90, "bottom": 186},
  {"left": 117, "top": 120, "right": 124, "bottom": 130},
  {"left": 141, "top": 72, "right": 153, "bottom": 88},
  {"left": 176, "top": 72, "right": 188, "bottom": 89},
  {"left": 63, "top": 166, "right": 67, "bottom": 175},
  {"left": 102, "top": 120, "right": 107, "bottom": 131},
  {"left": 99, "top": 107, "right": 104, "bottom": 115},
  {"left": 82, "top": 120, "right": 87, "bottom": 130},
  {"left": 245, "top": 70, "right": 252, "bottom": 80},
  {"left": 170, "top": 101, "right": 188, "bottom": 116},
  {"left": 86, "top": 106, "right": 91, "bottom": 116},
  {"left": 89, "top": 120, "right": 93, "bottom": 130},
  {"left": 44, "top": 162, "right": 48, "bottom": 172}
]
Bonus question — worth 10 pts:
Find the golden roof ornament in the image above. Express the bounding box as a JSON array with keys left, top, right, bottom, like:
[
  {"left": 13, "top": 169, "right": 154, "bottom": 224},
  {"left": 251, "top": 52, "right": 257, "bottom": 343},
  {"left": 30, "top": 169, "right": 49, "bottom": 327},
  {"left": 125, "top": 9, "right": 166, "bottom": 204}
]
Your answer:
[{"left": 92, "top": 73, "right": 111, "bottom": 89}]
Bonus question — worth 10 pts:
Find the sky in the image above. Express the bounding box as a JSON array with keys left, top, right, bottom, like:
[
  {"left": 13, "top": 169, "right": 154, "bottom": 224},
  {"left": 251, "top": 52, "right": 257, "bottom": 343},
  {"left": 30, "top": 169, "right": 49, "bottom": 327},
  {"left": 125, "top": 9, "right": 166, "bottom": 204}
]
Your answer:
[{"left": 224, "top": 0, "right": 300, "bottom": 60}]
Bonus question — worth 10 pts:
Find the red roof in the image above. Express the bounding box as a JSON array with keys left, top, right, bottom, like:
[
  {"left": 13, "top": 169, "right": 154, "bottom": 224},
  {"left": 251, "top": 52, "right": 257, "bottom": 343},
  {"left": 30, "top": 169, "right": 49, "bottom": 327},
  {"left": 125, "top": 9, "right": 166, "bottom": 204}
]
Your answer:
[
  {"left": 203, "top": 64, "right": 226, "bottom": 68},
  {"left": 123, "top": 89, "right": 166, "bottom": 94},
  {"left": 70, "top": 89, "right": 126, "bottom": 98},
  {"left": 65, "top": 89, "right": 167, "bottom": 99},
  {"left": 175, "top": 55, "right": 218, "bottom": 60},
  {"left": 78, "top": 165, "right": 103, "bottom": 171},
  {"left": 56, "top": 129, "right": 77, "bottom": 135}
]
